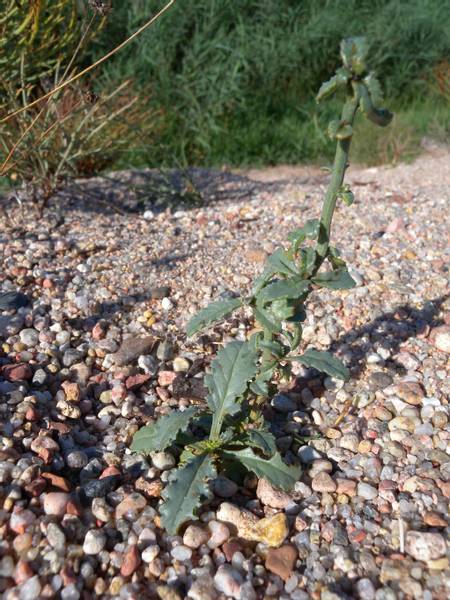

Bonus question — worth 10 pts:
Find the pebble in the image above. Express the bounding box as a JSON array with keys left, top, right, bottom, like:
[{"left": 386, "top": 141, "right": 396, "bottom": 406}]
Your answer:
[
  {"left": 357, "top": 482, "right": 378, "bottom": 500},
  {"left": 271, "top": 393, "right": 297, "bottom": 413},
  {"left": 19, "top": 328, "right": 39, "bottom": 347},
  {"left": 183, "top": 525, "right": 210, "bottom": 548},
  {"left": 43, "top": 492, "right": 70, "bottom": 517},
  {"left": 207, "top": 521, "right": 231, "bottom": 549},
  {"left": 83, "top": 529, "right": 107, "bottom": 554},
  {"left": 171, "top": 545, "right": 192, "bottom": 561},
  {"left": 256, "top": 478, "right": 292, "bottom": 509},
  {"left": 405, "top": 532, "right": 446, "bottom": 561},
  {"left": 311, "top": 472, "right": 336, "bottom": 493},
  {"left": 213, "top": 565, "right": 243, "bottom": 599},
  {"left": 151, "top": 451, "right": 176, "bottom": 470},
  {"left": 265, "top": 545, "right": 298, "bottom": 581},
  {"left": 142, "top": 545, "right": 160, "bottom": 563},
  {"left": 113, "top": 336, "right": 155, "bottom": 366}
]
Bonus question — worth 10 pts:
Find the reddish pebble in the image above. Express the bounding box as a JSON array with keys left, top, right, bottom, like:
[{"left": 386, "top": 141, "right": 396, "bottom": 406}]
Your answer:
[
  {"left": 41, "top": 472, "right": 71, "bottom": 492},
  {"left": 121, "top": 544, "right": 141, "bottom": 577},
  {"left": 66, "top": 499, "right": 82, "bottom": 516},
  {"left": 43, "top": 492, "right": 70, "bottom": 517},
  {"left": 100, "top": 466, "right": 121, "bottom": 479},
  {"left": 157, "top": 370, "right": 177, "bottom": 387},
  {"left": 24, "top": 477, "right": 46, "bottom": 497},
  {"left": 92, "top": 322, "right": 106, "bottom": 340},
  {"left": 42, "top": 278, "right": 54, "bottom": 289},
  {"left": 61, "top": 381, "right": 81, "bottom": 402},
  {"left": 14, "top": 559, "right": 34, "bottom": 584},
  {"left": 10, "top": 509, "right": 36, "bottom": 534},
  {"left": 125, "top": 373, "right": 151, "bottom": 391},
  {"left": 2, "top": 363, "right": 32, "bottom": 381},
  {"left": 25, "top": 406, "right": 39, "bottom": 421},
  {"left": 223, "top": 540, "right": 244, "bottom": 562},
  {"left": 265, "top": 545, "right": 298, "bottom": 581}
]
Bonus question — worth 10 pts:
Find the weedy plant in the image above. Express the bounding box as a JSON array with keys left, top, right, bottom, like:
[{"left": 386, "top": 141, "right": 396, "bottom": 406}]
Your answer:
[{"left": 131, "top": 38, "right": 392, "bottom": 535}]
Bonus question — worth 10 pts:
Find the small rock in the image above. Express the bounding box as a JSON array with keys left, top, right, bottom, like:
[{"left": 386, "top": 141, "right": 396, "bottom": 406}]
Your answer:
[
  {"left": 405, "top": 531, "right": 446, "bottom": 561},
  {"left": 161, "top": 297, "right": 173, "bottom": 311},
  {"left": 173, "top": 356, "right": 191, "bottom": 372},
  {"left": 142, "top": 545, "right": 160, "bottom": 563},
  {"left": 83, "top": 529, "right": 107, "bottom": 554},
  {"left": 188, "top": 575, "right": 217, "bottom": 600},
  {"left": 183, "top": 525, "right": 210, "bottom": 549},
  {"left": 355, "top": 578, "right": 376, "bottom": 600},
  {"left": 394, "top": 381, "right": 424, "bottom": 405},
  {"left": 265, "top": 544, "right": 298, "bottom": 581},
  {"left": 82, "top": 476, "right": 119, "bottom": 498},
  {"left": 150, "top": 286, "right": 171, "bottom": 299},
  {"left": 10, "top": 509, "right": 36, "bottom": 534},
  {"left": 19, "top": 328, "right": 39, "bottom": 347},
  {"left": 311, "top": 472, "right": 336, "bottom": 493},
  {"left": 357, "top": 482, "right": 378, "bottom": 500},
  {"left": 66, "top": 450, "right": 88, "bottom": 470},
  {"left": 113, "top": 336, "right": 155, "bottom": 366},
  {"left": 138, "top": 354, "right": 158, "bottom": 375},
  {"left": 214, "top": 565, "right": 243, "bottom": 599},
  {"left": 171, "top": 545, "right": 192, "bottom": 561},
  {"left": 57, "top": 399, "right": 82, "bottom": 419},
  {"left": 2, "top": 363, "right": 32, "bottom": 382},
  {"left": 369, "top": 372, "right": 393, "bottom": 389},
  {"left": 256, "top": 478, "right": 291, "bottom": 509},
  {"left": 46, "top": 522, "right": 66, "bottom": 550},
  {"left": 151, "top": 451, "right": 175, "bottom": 471},
  {"left": 156, "top": 339, "right": 174, "bottom": 361},
  {"left": 43, "top": 492, "right": 70, "bottom": 517},
  {"left": 271, "top": 393, "right": 297, "bottom": 413},
  {"left": 207, "top": 520, "right": 231, "bottom": 549},
  {"left": 431, "top": 325, "right": 450, "bottom": 353},
  {"left": 115, "top": 493, "right": 147, "bottom": 519},
  {"left": 121, "top": 544, "right": 141, "bottom": 577},
  {"left": 18, "top": 575, "right": 41, "bottom": 599},
  {"left": 213, "top": 476, "right": 238, "bottom": 498},
  {"left": 423, "top": 512, "right": 447, "bottom": 527},
  {"left": 339, "top": 434, "right": 360, "bottom": 452},
  {"left": 0, "top": 291, "right": 29, "bottom": 310}
]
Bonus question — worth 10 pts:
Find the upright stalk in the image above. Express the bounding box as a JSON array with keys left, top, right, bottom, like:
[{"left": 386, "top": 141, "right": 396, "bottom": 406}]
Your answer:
[{"left": 316, "top": 86, "right": 360, "bottom": 264}]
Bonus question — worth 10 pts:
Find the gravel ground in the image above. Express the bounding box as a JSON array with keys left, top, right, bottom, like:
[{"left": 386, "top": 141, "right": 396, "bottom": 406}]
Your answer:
[{"left": 0, "top": 150, "right": 449, "bottom": 600}]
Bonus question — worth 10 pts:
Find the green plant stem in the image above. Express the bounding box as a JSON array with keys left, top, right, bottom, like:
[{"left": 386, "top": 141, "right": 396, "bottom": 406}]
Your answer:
[{"left": 316, "top": 88, "right": 360, "bottom": 264}]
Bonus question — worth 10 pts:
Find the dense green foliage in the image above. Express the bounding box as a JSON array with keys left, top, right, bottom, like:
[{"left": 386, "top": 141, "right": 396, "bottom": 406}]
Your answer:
[
  {"left": 90, "top": 0, "right": 449, "bottom": 167},
  {"left": 131, "top": 38, "right": 392, "bottom": 534}
]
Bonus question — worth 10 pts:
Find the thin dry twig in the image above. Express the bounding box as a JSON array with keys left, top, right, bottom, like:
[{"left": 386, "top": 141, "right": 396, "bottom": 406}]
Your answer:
[{"left": 0, "top": 0, "right": 176, "bottom": 124}]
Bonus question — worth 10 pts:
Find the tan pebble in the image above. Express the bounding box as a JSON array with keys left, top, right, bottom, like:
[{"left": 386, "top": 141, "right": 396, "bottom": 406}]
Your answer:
[{"left": 311, "top": 472, "right": 336, "bottom": 493}]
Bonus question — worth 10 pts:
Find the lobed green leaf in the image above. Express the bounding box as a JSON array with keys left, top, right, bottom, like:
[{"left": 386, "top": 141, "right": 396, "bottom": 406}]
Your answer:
[
  {"left": 186, "top": 298, "right": 242, "bottom": 337},
  {"left": 206, "top": 341, "right": 258, "bottom": 435},
  {"left": 160, "top": 453, "right": 216, "bottom": 534},
  {"left": 257, "top": 279, "right": 310, "bottom": 305},
  {"left": 131, "top": 406, "right": 198, "bottom": 453},
  {"left": 289, "top": 349, "right": 350, "bottom": 381},
  {"left": 312, "top": 268, "right": 356, "bottom": 290},
  {"left": 222, "top": 447, "right": 301, "bottom": 491}
]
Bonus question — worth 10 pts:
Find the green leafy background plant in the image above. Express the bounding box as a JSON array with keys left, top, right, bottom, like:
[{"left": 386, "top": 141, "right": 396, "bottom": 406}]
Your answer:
[
  {"left": 131, "top": 37, "right": 393, "bottom": 534},
  {"left": 89, "top": 0, "right": 449, "bottom": 168}
]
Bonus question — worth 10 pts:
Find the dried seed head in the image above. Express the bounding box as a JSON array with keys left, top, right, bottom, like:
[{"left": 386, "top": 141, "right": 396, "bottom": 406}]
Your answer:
[
  {"left": 82, "top": 88, "right": 99, "bottom": 105},
  {"left": 88, "top": 0, "right": 112, "bottom": 16}
]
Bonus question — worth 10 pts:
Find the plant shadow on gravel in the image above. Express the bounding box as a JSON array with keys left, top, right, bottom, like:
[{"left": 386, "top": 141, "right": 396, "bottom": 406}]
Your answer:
[
  {"left": 17, "top": 167, "right": 322, "bottom": 217},
  {"left": 330, "top": 293, "right": 449, "bottom": 379}
]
